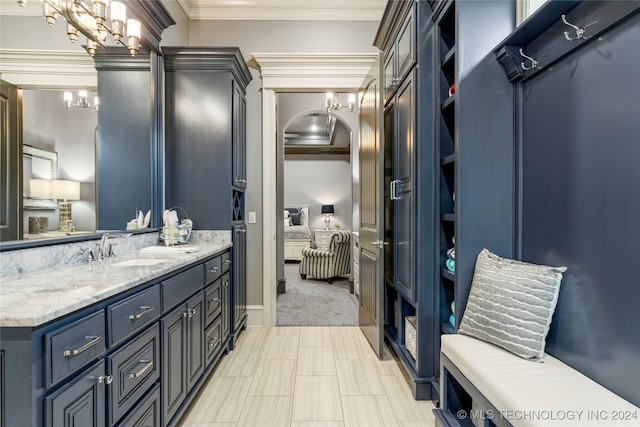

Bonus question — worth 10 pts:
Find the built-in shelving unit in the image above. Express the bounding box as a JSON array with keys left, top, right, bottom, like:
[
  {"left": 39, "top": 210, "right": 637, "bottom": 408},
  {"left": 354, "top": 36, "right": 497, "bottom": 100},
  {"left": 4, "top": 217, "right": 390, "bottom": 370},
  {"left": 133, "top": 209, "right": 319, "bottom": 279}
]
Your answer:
[{"left": 436, "top": 1, "right": 457, "bottom": 345}]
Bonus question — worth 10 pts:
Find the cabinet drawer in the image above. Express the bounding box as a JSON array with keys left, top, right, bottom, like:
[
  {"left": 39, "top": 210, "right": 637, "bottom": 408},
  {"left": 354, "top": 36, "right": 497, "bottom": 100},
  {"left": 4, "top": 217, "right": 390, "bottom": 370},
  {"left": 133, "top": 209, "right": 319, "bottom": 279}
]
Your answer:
[
  {"left": 107, "top": 285, "right": 160, "bottom": 347},
  {"left": 44, "top": 360, "right": 106, "bottom": 427},
  {"left": 162, "top": 264, "right": 204, "bottom": 312},
  {"left": 205, "top": 317, "right": 222, "bottom": 367},
  {"left": 107, "top": 324, "right": 160, "bottom": 426},
  {"left": 115, "top": 383, "right": 160, "bottom": 427},
  {"left": 45, "top": 310, "right": 106, "bottom": 388},
  {"left": 205, "top": 255, "right": 222, "bottom": 285},
  {"left": 221, "top": 251, "right": 231, "bottom": 273},
  {"left": 205, "top": 279, "right": 222, "bottom": 327}
]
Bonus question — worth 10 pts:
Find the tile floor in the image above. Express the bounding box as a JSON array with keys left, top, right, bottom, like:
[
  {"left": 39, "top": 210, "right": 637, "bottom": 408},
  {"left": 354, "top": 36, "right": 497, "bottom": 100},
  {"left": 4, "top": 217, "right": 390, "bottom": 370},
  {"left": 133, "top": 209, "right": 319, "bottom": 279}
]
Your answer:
[{"left": 179, "top": 326, "right": 436, "bottom": 427}]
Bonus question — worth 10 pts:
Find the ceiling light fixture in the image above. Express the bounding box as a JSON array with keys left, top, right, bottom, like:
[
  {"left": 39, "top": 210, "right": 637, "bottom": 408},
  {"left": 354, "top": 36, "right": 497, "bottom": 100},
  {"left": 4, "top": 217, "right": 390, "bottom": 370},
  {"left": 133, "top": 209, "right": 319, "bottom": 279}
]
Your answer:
[
  {"left": 64, "top": 90, "right": 98, "bottom": 110},
  {"left": 326, "top": 92, "right": 355, "bottom": 114},
  {"left": 17, "top": 0, "right": 143, "bottom": 57}
]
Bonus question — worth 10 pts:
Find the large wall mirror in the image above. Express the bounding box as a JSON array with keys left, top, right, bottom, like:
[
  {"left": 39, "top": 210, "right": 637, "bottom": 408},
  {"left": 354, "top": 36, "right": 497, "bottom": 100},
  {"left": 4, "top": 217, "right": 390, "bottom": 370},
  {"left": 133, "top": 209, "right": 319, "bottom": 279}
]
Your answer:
[{"left": 20, "top": 88, "right": 98, "bottom": 240}]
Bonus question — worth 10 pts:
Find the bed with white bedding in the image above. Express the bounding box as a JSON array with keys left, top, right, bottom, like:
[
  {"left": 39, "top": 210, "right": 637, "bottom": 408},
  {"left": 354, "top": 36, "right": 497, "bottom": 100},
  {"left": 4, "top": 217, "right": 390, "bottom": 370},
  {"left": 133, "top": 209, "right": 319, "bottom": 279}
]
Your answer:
[{"left": 284, "top": 205, "right": 311, "bottom": 261}]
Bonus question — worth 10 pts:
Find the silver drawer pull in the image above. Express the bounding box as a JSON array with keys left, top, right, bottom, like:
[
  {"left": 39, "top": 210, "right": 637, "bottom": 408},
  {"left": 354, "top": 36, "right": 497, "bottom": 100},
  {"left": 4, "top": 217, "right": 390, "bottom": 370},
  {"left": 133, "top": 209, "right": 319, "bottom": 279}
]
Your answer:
[
  {"left": 127, "top": 359, "right": 153, "bottom": 379},
  {"left": 224, "top": 260, "right": 232, "bottom": 265},
  {"left": 63, "top": 335, "right": 103, "bottom": 357},
  {"left": 209, "top": 298, "right": 220, "bottom": 307},
  {"left": 209, "top": 266, "right": 220, "bottom": 273},
  {"left": 209, "top": 338, "right": 221, "bottom": 348},
  {"left": 97, "top": 375, "right": 113, "bottom": 384},
  {"left": 184, "top": 307, "right": 198, "bottom": 318},
  {"left": 129, "top": 306, "right": 154, "bottom": 320}
]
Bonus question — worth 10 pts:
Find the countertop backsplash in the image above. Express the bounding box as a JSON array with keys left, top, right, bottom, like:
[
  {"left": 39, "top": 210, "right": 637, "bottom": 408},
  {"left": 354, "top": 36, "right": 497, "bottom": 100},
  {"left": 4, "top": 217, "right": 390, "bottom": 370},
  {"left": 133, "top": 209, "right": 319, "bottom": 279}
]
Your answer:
[{"left": 0, "top": 229, "right": 231, "bottom": 278}]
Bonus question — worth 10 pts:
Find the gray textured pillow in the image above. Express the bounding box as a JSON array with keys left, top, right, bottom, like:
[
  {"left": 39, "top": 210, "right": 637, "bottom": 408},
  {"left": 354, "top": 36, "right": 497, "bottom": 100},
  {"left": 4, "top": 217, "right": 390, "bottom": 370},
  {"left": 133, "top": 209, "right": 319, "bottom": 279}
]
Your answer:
[{"left": 458, "top": 248, "right": 567, "bottom": 361}]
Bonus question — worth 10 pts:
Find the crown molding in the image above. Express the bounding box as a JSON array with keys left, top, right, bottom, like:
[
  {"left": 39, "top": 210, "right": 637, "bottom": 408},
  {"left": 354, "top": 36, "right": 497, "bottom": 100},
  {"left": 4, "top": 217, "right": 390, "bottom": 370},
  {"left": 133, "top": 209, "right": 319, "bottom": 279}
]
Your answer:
[
  {"left": 176, "top": 0, "right": 386, "bottom": 21},
  {"left": 250, "top": 53, "right": 377, "bottom": 90},
  {"left": 0, "top": 49, "right": 97, "bottom": 88}
]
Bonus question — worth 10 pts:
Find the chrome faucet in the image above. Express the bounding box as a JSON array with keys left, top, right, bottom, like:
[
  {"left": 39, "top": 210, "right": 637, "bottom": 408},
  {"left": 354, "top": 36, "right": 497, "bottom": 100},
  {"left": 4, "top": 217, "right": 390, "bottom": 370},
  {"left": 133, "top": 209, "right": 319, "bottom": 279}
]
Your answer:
[{"left": 99, "top": 234, "right": 110, "bottom": 260}]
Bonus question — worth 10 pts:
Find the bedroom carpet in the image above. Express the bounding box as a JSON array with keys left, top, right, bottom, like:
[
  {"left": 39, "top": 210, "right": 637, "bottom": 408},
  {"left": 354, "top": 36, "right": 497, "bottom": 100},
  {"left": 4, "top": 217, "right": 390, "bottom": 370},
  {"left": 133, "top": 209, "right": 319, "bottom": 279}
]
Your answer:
[{"left": 276, "top": 263, "right": 358, "bottom": 326}]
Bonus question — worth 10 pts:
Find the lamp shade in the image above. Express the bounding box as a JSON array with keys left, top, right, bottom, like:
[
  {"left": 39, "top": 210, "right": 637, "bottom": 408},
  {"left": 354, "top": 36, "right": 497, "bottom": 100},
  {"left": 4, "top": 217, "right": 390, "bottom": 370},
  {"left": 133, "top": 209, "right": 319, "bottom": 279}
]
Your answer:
[
  {"left": 30, "top": 179, "right": 51, "bottom": 198},
  {"left": 50, "top": 179, "right": 80, "bottom": 201},
  {"left": 321, "top": 204, "right": 335, "bottom": 215}
]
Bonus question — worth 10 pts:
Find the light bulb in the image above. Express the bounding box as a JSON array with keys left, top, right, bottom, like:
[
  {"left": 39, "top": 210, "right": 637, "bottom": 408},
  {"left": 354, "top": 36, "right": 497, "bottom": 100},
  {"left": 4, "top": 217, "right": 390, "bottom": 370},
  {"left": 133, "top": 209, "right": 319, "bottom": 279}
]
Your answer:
[
  {"left": 348, "top": 94, "right": 356, "bottom": 104},
  {"left": 64, "top": 91, "right": 73, "bottom": 102}
]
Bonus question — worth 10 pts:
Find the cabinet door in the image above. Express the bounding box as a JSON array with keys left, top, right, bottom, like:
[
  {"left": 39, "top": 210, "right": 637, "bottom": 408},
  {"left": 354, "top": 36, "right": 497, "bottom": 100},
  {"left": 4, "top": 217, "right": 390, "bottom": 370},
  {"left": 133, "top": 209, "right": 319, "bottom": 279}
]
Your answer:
[
  {"left": 186, "top": 292, "right": 204, "bottom": 391},
  {"left": 233, "top": 224, "right": 247, "bottom": 332},
  {"left": 161, "top": 304, "right": 187, "bottom": 423},
  {"left": 232, "top": 81, "right": 247, "bottom": 188},
  {"left": 394, "top": 71, "right": 415, "bottom": 302},
  {"left": 45, "top": 361, "right": 106, "bottom": 427}
]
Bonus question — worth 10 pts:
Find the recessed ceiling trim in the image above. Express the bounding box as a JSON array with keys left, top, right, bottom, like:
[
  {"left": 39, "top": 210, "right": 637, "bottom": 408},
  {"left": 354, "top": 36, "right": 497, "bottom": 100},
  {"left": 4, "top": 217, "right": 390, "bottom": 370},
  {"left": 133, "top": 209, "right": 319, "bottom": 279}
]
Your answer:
[{"left": 177, "top": 0, "right": 385, "bottom": 21}]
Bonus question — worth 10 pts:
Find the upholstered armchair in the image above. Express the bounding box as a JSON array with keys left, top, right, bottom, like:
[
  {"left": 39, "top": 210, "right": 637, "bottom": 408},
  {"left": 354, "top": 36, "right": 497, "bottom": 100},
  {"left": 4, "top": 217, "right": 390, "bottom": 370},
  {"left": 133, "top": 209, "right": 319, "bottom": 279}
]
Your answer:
[{"left": 299, "top": 230, "right": 351, "bottom": 284}]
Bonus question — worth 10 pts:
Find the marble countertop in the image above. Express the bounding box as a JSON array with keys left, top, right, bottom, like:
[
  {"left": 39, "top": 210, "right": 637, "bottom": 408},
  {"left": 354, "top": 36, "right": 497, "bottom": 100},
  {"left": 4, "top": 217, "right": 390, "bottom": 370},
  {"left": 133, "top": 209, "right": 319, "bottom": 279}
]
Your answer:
[{"left": 0, "top": 242, "right": 232, "bottom": 328}]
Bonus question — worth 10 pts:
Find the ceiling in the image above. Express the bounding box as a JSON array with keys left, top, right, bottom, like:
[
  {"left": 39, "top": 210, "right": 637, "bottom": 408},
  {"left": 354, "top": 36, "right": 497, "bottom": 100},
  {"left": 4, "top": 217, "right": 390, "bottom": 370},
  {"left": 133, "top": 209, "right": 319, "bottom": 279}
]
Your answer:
[{"left": 0, "top": 0, "right": 386, "bottom": 21}]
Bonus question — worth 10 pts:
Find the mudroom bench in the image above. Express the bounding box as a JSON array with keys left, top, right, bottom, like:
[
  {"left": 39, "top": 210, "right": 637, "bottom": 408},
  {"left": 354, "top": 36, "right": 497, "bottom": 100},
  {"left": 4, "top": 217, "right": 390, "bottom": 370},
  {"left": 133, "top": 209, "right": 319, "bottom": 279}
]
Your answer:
[{"left": 434, "top": 334, "right": 640, "bottom": 427}]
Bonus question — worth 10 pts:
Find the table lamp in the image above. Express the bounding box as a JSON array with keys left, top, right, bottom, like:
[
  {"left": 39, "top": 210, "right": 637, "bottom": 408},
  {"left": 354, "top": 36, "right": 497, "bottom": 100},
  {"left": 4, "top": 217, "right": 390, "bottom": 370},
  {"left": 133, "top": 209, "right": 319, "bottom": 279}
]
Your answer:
[
  {"left": 321, "top": 204, "right": 335, "bottom": 230},
  {"left": 50, "top": 179, "right": 80, "bottom": 232}
]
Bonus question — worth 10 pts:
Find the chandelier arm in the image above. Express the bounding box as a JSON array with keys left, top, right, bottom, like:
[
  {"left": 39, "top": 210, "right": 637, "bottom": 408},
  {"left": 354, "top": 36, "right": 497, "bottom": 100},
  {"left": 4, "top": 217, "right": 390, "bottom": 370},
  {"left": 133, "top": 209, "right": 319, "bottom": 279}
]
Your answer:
[{"left": 59, "top": 1, "right": 106, "bottom": 48}]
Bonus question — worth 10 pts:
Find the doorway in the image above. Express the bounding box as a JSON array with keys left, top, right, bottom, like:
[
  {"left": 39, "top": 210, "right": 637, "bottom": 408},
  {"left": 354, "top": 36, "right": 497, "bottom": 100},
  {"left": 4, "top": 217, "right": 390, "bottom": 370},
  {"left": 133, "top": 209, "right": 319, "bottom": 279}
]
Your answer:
[
  {"left": 276, "top": 93, "right": 357, "bottom": 325},
  {"left": 251, "top": 52, "right": 377, "bottom": 327}
]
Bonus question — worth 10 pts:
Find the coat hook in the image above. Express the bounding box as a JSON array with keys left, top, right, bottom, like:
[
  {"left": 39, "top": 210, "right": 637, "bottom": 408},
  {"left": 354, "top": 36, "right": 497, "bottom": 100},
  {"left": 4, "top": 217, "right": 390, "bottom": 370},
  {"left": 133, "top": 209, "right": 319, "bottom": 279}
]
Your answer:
[
  {"left": 561, "top": 14, "right": 585, "bottom": 40},
  {"left": 519, "top": 48, "right": 538, "bottom": 71}
]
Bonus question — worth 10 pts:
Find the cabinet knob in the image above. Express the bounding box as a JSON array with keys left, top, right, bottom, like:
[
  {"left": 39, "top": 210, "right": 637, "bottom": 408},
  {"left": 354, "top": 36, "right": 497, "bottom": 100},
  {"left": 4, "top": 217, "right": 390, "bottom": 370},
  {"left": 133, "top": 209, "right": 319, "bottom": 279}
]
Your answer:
[
  {"left": 97, "top": 375, "right": 113, "bottom": 385},
  {"left": 209, "top": 266, "right": 220, "bottom": 273}
]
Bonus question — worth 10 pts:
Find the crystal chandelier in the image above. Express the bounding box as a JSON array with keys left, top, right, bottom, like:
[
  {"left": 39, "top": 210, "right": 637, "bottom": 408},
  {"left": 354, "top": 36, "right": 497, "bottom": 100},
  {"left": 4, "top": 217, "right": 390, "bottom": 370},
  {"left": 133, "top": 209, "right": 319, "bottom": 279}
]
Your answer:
[
  {"left": 17, "top": 0, "right": 143, "bottom": 57},
  {"left": 64, "top": 91, "right": 98, "bottom": 110},
  {"left": 325, "top": 92, "right": 355, "bottom": 114}
]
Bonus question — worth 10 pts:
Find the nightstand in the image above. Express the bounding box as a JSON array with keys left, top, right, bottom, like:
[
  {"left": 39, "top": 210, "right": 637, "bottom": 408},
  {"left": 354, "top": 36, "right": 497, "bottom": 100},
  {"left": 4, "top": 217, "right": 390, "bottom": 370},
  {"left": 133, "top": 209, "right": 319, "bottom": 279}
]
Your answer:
[{"left": 314, "top": 229, "right": 350, "bottom": 251}]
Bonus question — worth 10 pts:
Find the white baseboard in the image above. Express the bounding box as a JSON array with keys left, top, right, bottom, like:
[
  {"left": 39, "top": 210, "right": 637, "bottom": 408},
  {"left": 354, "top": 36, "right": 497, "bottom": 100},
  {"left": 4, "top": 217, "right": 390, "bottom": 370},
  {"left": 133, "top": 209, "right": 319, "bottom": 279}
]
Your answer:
[{"left": 247, "top": 304, "right": 267, "bottom": 327}]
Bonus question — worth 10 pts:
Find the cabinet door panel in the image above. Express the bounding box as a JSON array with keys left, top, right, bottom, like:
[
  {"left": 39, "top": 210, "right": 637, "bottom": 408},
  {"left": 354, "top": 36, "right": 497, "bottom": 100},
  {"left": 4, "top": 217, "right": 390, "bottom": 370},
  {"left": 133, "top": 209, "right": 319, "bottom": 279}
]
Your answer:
[
  {"left": 161, "top": 305, "right": 187, "bottom": 422},
  {"left": 221, "top": 272, "right": 231, "bottom": 341},
  {"left": 397, "top": 5, "right": 416, "bottom": 82},
  {"left": 45, "top": 361, "right": 106, "bottom": 427},
  {"left": 384, "top": 49, "right": 396, "bottom": 103},
  {"left": 395, "top": 72, "right": 414, "bottom": 183},
  {"left": 186, "top": 292, "right": 205, "bottom": 391},
  {"left": 233, "top": 224, "right": 247, "bottom": 332}
]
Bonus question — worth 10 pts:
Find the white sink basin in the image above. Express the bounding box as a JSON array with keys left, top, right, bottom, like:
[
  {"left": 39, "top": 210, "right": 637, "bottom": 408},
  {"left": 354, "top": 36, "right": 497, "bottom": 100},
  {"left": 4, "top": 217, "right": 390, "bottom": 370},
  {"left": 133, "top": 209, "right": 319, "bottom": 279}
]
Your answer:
[{"left": 112, "top": 258, "right": 172, "bottom": 267}]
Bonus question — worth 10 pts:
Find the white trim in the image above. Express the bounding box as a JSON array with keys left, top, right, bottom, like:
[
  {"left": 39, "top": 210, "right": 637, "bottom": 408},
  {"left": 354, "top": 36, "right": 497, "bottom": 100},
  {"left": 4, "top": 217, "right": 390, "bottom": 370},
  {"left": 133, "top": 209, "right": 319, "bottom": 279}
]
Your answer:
[
  {"left": 175, "top": 0, "right": 386, "bottom": 21},
  {"left": 246, "top": 304, "right": 265, "bottom": 327},
  {"left": 0, "top": 49, "right": 97, "bottom": 89},
  {"left": 252, "top": 52, "right": 376, "bottom": 327}
]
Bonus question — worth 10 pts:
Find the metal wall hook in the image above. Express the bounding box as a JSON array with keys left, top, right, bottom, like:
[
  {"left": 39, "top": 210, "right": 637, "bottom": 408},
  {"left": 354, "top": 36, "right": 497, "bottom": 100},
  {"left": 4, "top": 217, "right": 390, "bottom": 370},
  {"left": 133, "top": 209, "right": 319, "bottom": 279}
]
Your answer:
[
  {"left": 519, "top": 48, "right": 538, "bottom": 71},
  {"left": 561, "top": 14, "right": 585, "bottom": 40}
]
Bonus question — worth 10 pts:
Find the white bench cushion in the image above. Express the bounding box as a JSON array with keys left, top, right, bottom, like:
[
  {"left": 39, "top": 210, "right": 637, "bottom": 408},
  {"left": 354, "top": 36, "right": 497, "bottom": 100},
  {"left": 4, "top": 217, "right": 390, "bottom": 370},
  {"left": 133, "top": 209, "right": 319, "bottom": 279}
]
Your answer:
[{"left": 441, "top": 334, "right": 639, "bottom": 426}]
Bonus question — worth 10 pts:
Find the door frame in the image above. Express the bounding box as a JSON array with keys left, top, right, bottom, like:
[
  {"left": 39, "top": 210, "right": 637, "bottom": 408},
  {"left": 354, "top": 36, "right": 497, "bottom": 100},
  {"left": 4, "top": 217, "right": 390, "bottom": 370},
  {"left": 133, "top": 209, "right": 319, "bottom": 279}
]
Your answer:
[{"left": 251, "top": 53, "right": 377, "bottom": 326}]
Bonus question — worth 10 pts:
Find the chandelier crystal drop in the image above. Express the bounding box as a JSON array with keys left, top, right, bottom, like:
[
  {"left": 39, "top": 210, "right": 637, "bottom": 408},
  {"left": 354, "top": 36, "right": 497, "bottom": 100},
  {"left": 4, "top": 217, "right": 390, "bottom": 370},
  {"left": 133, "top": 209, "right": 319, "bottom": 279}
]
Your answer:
[{"left": 17, "top": 0, "right": 143, "bottom": 57}]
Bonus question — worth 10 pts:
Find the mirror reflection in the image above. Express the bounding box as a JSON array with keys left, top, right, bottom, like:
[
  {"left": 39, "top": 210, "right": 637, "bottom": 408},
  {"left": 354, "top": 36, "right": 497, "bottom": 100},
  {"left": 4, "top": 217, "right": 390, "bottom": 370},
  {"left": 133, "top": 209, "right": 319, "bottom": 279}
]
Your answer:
[{"left": 19, "top": 89, "right": 97, "bottom": 241}]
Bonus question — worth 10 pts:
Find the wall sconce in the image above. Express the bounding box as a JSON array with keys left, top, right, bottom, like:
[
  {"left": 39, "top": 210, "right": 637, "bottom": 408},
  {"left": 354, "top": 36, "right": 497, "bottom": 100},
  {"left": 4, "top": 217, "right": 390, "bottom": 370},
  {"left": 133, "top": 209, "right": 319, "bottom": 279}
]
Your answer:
[
  {"left": 64, "top": 91, "right": 98, "bottom": 111},
  {"left": 16, "top": 0, "right": 143, "bottom": 57},
  {"left": 321, "top": 204, "right": 335, "bottom": 230},
  {"left": 326, "top": 93, "right": 355, "bottom": 114},
  {"left": 50, "top": 179, "right": 81, "bottom": 232}
]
